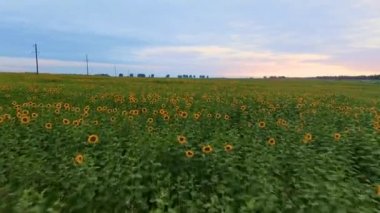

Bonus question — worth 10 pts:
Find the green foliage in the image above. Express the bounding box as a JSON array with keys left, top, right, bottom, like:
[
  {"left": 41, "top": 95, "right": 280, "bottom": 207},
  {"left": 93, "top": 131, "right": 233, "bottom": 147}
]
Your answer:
[{"left": 0, "top": 73, "right": 380, "bottom": 212}]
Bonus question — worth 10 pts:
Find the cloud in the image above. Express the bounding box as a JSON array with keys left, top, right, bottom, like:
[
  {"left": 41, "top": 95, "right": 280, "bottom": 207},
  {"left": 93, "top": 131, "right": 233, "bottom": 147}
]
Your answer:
[
  {"left": 132, "top": 45, "right": 378, "bottom": 77},
  {"left": 345, "top": 18, "right": 380, "bottom": 49},
  {"left": 1, "top": 1, "right": 380, "bottom": 77}
]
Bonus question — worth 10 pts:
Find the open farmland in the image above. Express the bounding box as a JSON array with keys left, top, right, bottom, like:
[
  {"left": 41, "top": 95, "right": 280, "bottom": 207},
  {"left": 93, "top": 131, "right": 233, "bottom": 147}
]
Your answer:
[{"left": 0, "top": 73, "right": 380, "bottom": 212}]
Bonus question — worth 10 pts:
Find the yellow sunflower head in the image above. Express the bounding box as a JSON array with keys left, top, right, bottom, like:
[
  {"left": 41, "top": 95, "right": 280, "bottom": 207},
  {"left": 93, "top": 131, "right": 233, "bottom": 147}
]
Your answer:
[
  {"left": 163, "top": 114, "right": 170, "bottom": 121},
  {"left": 87, "top": 134, "right": 99, "bottom": 144},
  {"left": 31, "top": 112, "right": 38, "bottom": 118},
  {"left": 202, "top": 145, "right": 213, "bottom": 154},
  {"left": 62, "top": 118, "right": 70, "bottom": 125},
  {"left": 180, "top": 111, "right": 188, "bottom": 118},
  {"left": 224, "top": 144, "right": 233, "bottom": 152},
  {"left": 74, "top": 153, "right": 84, "bottom": 165},
  {"left": 185, "top": 150, "right": 194, "bottom": 158},
  {"left": 268, "top": 138, "right": 276, "bottom": 146},
  {"left": 20, "top": 116, "right": 31, "bottom": 124},
  {"left": 304, "top": 133, "right": 312, "bottom": 141},
  {"left": 334, "top": 133, "right": 341, "bottom": 141},
  {"left": 45, "top": 122, "right": 53, "bottom": 129},
  {"left": 193, "top": 113, "right": 201, "bottom": 120},
  {"left": 177, "top": 135, "right": 187, "bottom": 144}
]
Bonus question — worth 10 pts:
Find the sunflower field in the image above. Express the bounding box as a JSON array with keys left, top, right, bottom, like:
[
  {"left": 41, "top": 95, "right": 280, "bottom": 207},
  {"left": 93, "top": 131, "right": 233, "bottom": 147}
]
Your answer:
[{"left": 0, "top": 73, "right": 380, "bottom": 212}]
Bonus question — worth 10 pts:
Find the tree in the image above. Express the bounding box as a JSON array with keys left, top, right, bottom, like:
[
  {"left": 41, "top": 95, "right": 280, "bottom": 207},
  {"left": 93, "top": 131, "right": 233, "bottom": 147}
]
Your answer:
[{"left": 119, "top": 73, "right": 123, "bottom": 77}]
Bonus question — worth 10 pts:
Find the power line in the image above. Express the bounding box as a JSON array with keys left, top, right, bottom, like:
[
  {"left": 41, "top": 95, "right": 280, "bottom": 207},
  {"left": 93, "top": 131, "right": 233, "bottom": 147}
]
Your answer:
[
  {"left": 34, "top": 44, "right": 39, "bottom": 75},
  {"left": 86, "top": 54, "right": 89, "bottom": 75}
]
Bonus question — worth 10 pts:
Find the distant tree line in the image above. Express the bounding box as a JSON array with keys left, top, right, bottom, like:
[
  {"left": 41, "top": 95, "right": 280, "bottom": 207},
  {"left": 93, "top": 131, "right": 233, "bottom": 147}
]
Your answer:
[
  {"left": 178, "top": 75, "right": 209, "bottom": 79},
  {"left": 263, "top": 76, "right": 286, "bottom": 79},
  {"left": 118, "top": 73, "right": 210, "bottom": 79},
  {"left": 315, "top": 75, "right": 380, "bottom": 80}
]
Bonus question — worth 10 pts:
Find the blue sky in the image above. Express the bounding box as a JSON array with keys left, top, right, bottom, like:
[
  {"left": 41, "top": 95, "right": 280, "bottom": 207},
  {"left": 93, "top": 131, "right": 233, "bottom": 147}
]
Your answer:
[{"left": 0, "top": 0, "right": 380, "bottom": 77}]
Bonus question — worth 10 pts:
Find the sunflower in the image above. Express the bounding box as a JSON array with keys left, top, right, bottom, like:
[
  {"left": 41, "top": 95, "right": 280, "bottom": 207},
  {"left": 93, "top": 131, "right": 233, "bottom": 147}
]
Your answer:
[
  {"left": 72, "top": 120, "right": 80, "bottom": 126},
  {"left": 147, "top": 118, "right": 154, "bottom": 124},
  {"left": 224, "top": 114, "right": 230, "bottom": 120},
  {"left": 142, "top": 108, "right": 148, "bottom": 113},
  {"left": 215, "top": 113, "right": 221, "bottom": 119},
  {"left": 163, "top": 114, "right": 170, "bottom": 121},
  {"left": 334, "top": 133, "right": 341, "bottom": 141},
  {"left": 3, "top": 114, "right": 11, "bottom": 120},
  {"left": 74, "top": 153, "right": 84, "bottom": 165},
  {"left": 180, "top": 111, "right": 188, "bottom": 119},
  {"left": 82, "top": 112, "right": 89, "bottom": 117},
  {"left": 224, "top": 144, "right": 233, "bottom": 152},
  {"left": 185, "top": 150, "right": 194, "bottom": 158},
  {"left": 259, "top": 121, "right": 266, "bottom": 128},
  {"left": 177, "top": 135, "right": 187, "bottom": 144},
  {"left": 110, "top": 117, "right": 116, "bottom": 122},
  {"left": 20, "top": 116, "right": 31, "bottom": 124},
  {"left": 193, "top": 113, "right": 201, "bottom": 120},
  {"left": 267, "top": 138, "right": 276, "bottom": 146},
  {"left": 62, "top": 118, "right": 70, "bottom": 125},
  {"left": 45, "top": 122, "right": 53, "bottom": 129},
  {"left": 147, "top": 126, "right": 154, "bottom": 132},
  {"left": 92, "top": 120, "right": 99, "bottom": 126},
  {"left": 202, "top": 145, "right": 213, "bottom": 154},
  {"left": 304, "top": 133, "right": 312, "bottom": 141},
  {"left": 31, "top": 113, "right": 38, "bottom": 118},
  {"left": 240, "top": 105, "right": 247, "bottom": 111},
  {"left": 87, "top": 134, "right": 99, "bottom": 144}
]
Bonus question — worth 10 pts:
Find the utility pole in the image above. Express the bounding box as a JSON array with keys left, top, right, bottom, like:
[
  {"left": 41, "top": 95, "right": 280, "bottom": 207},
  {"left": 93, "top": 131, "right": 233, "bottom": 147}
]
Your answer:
[
  {"left": 114, "top": 65, "right": 117, "bottom": 77},
  {"left": 86, "top": 54, "right": 89, "bottom": 76},
  {"left": 34, "top": 44, "right": 39, "bottom": 75}
]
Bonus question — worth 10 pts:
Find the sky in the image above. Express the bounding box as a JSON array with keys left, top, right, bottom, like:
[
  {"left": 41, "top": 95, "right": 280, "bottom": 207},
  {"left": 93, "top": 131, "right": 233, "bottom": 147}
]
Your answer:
[{"left": 0, "top": 0, "right": 380, "bottom": 78}]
